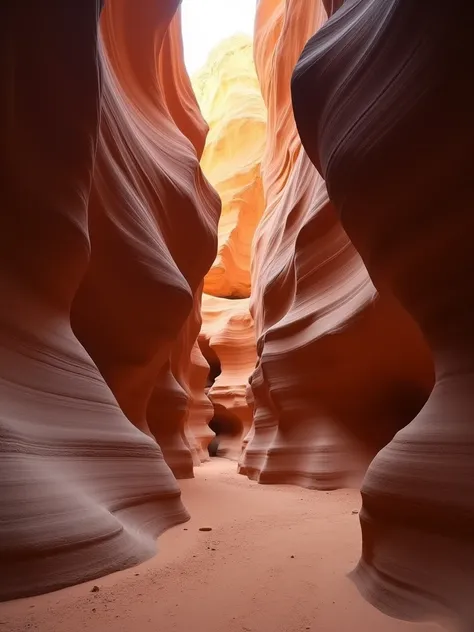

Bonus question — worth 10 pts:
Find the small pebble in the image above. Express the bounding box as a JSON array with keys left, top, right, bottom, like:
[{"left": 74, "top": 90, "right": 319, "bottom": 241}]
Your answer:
[
  {"left": 91, "top": 586, "right": 100, "bottom": 593},
  {"left": 290, "top": 555, "right": 295, "bottom": 559},
  {"left": 92, "top": 608, "right": 96, "bottom": 613},
  {"left": 352, "top": 510, "right": 359, "bottom": 515},
  {"left": 211, "top": 548, "right": 216, "bottom": 551},
  {"left": 135, "top": 573, "right": 140, "bottom": 577},
  {"left": 199, "top": 527, "right": 212, "bottom": 532}
]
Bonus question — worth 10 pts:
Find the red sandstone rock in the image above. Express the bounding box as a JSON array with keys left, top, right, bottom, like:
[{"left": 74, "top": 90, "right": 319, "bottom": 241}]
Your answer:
[
  {"left": 184, "top": 336, "right": 216, "bottom": 464},
  {"left": 150, "top": 288, "right": 214, "bottom": 477},
  {"left": 199, "top": 295, "right": 256, "bottom": 460},
  {"left": 242, "top": 0, "right": 433, "bottom": 489},
  {"left": 72, "top": 2, "right": 220, "bottom": 478},
  {"left": 292, "top": 0, "right": 474, "bottom": 627},
  {"left": 72, "top": 1, "right": 220, "bottom": 435},
  {"left": 0, "top": 0, "right": 219, "bottom": 601},
  {"left": 143, "top": 8, "right": 220, "bottom": 478}
]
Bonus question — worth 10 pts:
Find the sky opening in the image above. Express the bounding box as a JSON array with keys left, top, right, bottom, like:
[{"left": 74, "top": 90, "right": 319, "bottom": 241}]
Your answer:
[{"left": 180, "top": 0, "right": 257, "bottom": 75}]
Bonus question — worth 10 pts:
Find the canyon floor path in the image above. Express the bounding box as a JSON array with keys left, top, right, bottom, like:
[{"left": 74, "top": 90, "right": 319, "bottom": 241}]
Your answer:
[{"left": 1, "top": 459, "right": 444, "bottom": 632}]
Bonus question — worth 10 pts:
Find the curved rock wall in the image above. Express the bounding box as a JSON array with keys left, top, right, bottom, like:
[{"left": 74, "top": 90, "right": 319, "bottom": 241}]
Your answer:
[
  {"left": 145, "top": 8, "right": 219, "bottom": 478},
  {"left": 191, "top": 34, "right": 264, "bottom": 452},
  {"left": 72, "top": 2, "right": 219, "bottom": 435},
  {"left": 0, "top": 0, "right": 219, "bottom": 601},
  {"left": 183, "top": 330, "right": 216, "bottom": 464},
  {"left": 193, "top": 35, "right": 267, "bottom": 299},
  {"left": 241, "top": 0, "right": 434, "bottom": 489},
  {"left": 199, "top": 295, "right": 257, "bottom": 460},
  {"left": 292, "top": 0, "right": 474, "bottom": 626},
  {"left": 150, "top": 285, "right": 217, "bottom": 477}
]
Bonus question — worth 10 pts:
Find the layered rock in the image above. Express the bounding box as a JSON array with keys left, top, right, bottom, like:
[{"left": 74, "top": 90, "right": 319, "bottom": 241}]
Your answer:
[
  {"left": 143, "top": 9, "right": 220, "bottom": 478},
  {"left": 158, "top": 8, "right": 208, "bottom": 157},
  {"left": 199, "top": 295, "right": 256, "bottom": 459},
  {"left": 241, "top": 0, "right": 433, "bottom": 489},
  {"left": 292, "top": 0, "right": 474, "bottom": 627},
  {"left": 193, "top": 35, "right": 266, "bottom": 298},
  {"left": 183, "top": 332, "right": 216, "bottom": 464},
  {"left": 0, "top": 0, "right": 219, "bottom": 601},
  {"left": 191, "top": 35, "right": 262, "bottom": 452},
  {"left": 150, "top": 287, "right": 216, "bottom": 477}
]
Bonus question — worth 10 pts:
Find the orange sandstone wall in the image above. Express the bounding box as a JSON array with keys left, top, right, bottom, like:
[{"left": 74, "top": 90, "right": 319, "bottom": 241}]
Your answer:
[
  {"left": 199, "top": 294, "right": 257, "bottom": 460},
  {"left": 241, "top": 0, "right": 434, "bottom": 488},
  {"left": 0, "top": 0, "right": 219, "bottom": 601},
  {"left": 146, "top": 9, "right": 218, "bottom": 477}
]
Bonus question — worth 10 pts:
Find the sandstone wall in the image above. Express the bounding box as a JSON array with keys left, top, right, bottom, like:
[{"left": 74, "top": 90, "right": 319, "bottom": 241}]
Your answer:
[
  {"left": 293, "top": 0, "right": 474, "bottom": 625},
  {"left": 199, "top": 294, "right": 256, "bottom": 460},
  {"left": 193, "top": 35, "right": 266, "bottom": 299},
  {"left": 0, "top": 0, "right": 219, "bottom": 600},
  {"left": 241, "top": 0, "right": 434, "bottom": 488},
  {"left": 192, "top": 35, "right": 264, "bottom": 452}
]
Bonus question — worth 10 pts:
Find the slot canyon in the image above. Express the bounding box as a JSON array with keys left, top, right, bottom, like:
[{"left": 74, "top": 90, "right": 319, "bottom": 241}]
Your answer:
[{"left": 0, "top": 1, "right": 472, "bottom": 631}]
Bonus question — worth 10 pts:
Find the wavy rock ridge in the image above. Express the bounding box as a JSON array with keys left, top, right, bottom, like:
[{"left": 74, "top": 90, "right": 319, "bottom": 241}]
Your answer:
[
  {"left": 292, "top": 0, "right": 474, "bottom": 627},
  {"left": 0, "top": 0, "right": 219, "bottom": 601},
  {"left": 239, "top": 0, "right": 433, "bottom": 489}
]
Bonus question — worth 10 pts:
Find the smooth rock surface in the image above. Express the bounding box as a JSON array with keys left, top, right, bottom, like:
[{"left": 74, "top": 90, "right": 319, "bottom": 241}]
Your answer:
[
  {"left": 200, "top": 294, "right": 256, "bottom": 459},
  {"left": 0, "top": 0, "right": 219, "bottom": 600},
  {"left": 241, "top": 0, "right": 433, "bottom": 489},
  {"left": 193, "top": 35, "right": 267, "bottom": 298},
  {"left": 292, "top": 0, "right": 474, "bottom": 627}
]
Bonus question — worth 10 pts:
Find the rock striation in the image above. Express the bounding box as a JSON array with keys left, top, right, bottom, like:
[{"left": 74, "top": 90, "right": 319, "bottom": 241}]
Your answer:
[
  {"left": 292, "top": 0, "right": 474, "bottom": 627},
  {"left": 199, "top": 294, "right": 256, "bottom": 460},
  {"left": 241, "top": 0, "right": 433, "bottom": 489},
  {"left": 0, "top": 0, "right": 219, "bottom": 601},
  {"left": 193, "top": 35, "right": 267, "bottom": 299},
  {"left": 191, "top": 35, "right": 263, "bottom": 453}
]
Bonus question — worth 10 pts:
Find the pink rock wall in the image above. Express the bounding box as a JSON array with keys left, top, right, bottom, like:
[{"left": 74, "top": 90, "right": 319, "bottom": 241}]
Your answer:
[
  {"left": 292, "top": 0, "right": 474, "bottom": 626},
  {"left": 0, "top": 0, "right": 219, "bottom": 600}
]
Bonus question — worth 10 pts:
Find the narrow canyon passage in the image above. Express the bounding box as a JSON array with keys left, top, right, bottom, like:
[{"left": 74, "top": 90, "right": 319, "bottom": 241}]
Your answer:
[
  {"left": 0, "top": 460, "right": 444, "bottom": 632},
  {"left": 1, "top": 0, "right": 472, "bottom": 630}
]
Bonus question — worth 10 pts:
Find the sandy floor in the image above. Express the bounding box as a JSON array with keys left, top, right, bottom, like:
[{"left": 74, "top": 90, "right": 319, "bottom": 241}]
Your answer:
[{"left": 1, "top": 459, "right": 444, "bottom": 632}]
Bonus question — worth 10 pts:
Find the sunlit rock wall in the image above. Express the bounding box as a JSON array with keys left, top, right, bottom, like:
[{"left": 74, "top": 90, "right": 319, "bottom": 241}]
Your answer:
[
  {"left": 192, "top": 34, "right": 264, "bottom": 452},
  {"left": 193, "top": 34, "right": 266, "bottom": 299}
]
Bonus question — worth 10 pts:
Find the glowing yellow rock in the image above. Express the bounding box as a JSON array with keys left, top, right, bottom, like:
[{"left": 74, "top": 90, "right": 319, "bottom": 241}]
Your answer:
[{"left": 192, "top": 34, "right": 267, "bottom": 298}]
